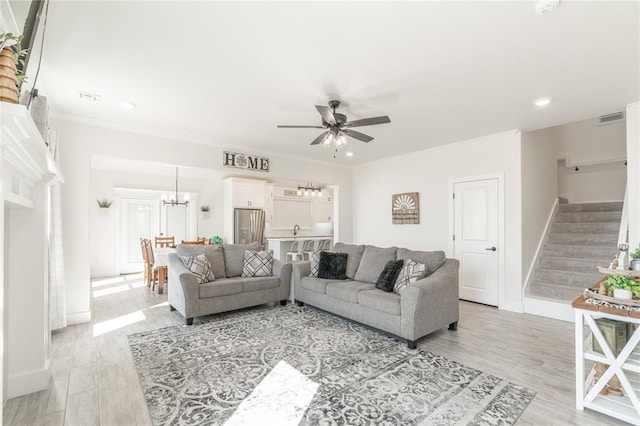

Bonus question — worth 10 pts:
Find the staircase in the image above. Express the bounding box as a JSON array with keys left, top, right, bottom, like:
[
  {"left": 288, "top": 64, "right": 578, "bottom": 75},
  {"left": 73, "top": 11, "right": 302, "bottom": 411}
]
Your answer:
[{"left": 528, "top": 202, "right": 623, "bottom": 303}]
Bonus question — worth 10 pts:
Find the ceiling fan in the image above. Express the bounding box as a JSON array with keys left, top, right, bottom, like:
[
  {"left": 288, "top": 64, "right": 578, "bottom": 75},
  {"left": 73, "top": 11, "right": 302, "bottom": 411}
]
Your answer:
[{"left": 277, "top": 100, "right": 391, "bottom": 147}]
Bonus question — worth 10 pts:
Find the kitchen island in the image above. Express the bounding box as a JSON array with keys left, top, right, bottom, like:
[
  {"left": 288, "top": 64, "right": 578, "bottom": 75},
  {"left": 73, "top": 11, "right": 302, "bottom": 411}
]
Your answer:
[{"left": 266, "top": 237, "right": 333, "bottom": 260}]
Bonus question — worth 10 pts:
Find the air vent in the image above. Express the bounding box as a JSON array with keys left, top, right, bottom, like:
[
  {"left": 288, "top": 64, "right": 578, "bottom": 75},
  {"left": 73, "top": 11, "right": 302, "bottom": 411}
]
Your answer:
[
  {"left": 78, "top": 92, "right": 100, "bottom": 103},
  {"left": 598, "top": 111, "right": 625, "bottom": 126}
]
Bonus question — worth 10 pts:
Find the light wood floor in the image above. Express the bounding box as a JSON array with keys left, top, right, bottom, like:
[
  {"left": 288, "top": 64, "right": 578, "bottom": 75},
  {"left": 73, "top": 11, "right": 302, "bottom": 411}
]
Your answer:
[{"left": 3, "top": 273, "right": 626, "bottom": 425}]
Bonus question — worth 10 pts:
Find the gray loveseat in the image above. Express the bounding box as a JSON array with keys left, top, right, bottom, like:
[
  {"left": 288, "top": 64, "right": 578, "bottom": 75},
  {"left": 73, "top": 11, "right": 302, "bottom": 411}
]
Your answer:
[
  {"left": 292, "top": 243, "right": 459, "bottom": 348},
  {"left": 168, "top": 243, "right": 292, "bottom": 325}
]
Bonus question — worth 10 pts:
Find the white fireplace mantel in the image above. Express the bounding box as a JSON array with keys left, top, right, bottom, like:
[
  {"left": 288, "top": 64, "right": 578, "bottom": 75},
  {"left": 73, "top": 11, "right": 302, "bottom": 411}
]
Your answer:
[{"left": 1, "top": 100, "right": 64, "bottom": 402}]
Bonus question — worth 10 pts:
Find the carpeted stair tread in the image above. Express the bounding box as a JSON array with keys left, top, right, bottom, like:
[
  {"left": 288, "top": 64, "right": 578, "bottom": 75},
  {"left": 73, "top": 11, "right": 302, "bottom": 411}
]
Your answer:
[
  {"left": 548, "top": 233, "right": 618, "bottom": 245},
  {"left": 554, "top": 211, "right": 622, "bottom": 223},
  {"left": 535, "top": 268, "right": 604, "bottom": 287},
  {"left": 543, "top": 244, "right": 617, "bottom": 260},
  {"left": 540, "top": 256, "right": 608, "bottom": 274},
  {"left": 550, "top": 222, "right": 619, "bottom": 234},
  {"left": 528, "top": 281, "right": 585, "bottom": 302},
  {"left": 557, "top": 202, "right": 623, "bottom": 213}
]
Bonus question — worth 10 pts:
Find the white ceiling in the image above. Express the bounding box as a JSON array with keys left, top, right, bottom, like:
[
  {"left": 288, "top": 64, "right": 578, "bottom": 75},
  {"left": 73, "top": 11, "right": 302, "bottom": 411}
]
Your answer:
[{"left": 34, "top": 1, "right": 639, "bottom": 165}]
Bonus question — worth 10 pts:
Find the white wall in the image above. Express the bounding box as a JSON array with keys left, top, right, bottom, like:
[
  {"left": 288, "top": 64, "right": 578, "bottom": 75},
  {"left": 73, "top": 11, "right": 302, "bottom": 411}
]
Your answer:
[
  {"left": 53, "top": 118, "right": 353, "bottom": 323},
  {"left": 627, "top": 102, "right": 639, "bottom": 248},
  {"left": 352, "top": 130, "right": 523, "bottom": 312},
  {"left": 555, "top": 117, "right": 627, "bottom": 203},
  {"left": 521, "top": 127, "right": 560, "bottom": 284}
]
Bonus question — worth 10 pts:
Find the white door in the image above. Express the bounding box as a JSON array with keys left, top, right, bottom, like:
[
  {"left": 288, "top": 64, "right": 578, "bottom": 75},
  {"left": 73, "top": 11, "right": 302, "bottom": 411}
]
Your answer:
[
  {"left": 119, "top": 199, "right": 159, "bottom": 274},
  {"left": 453, "top": 179, "right": 499, "bottom": 306}
]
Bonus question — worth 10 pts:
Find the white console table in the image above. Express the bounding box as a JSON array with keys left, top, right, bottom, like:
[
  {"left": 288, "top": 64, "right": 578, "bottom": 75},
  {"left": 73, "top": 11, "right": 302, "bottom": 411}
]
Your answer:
[{"left": 573, "top": 292, "right": 640, "bottom": 424}]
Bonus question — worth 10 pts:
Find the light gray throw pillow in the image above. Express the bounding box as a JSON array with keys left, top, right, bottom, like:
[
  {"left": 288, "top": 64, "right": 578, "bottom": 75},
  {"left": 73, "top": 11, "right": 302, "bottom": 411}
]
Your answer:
[
  {"left": 176, "top": 244, "right": 226, "bottom": 279},
  {"left": 242, "top": 250, "right": 273, "bottom": 277},
  {"left": 354, "top": 245, "right": 398, "bottom": 284},
  {"left": 397, "top": 248, "right": 446, "bottom": 277},
  {"left": 180, "top": 254, "right": 215, "bottom": 284}
]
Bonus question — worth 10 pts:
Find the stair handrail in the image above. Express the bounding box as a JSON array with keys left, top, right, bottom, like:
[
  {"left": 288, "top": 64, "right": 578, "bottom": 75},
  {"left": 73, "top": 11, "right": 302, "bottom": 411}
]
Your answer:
[{"left": 619, "top": 185, "right": 629, "bottom": 244}]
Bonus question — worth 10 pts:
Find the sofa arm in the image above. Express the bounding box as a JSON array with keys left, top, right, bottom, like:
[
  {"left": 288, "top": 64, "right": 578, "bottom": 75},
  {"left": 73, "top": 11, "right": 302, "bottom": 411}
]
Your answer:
[
  {"left": 167, "top": 253, "right": 199, "bottom": 317},
  {"left": 400, "top": 259, "right": 460, "bottom": 340},
  {"left": 292, "top": 261, "right": 311, "bottom": 286},
  {"left": 273, "top": 259, "right": 292, "bottom": 300}
]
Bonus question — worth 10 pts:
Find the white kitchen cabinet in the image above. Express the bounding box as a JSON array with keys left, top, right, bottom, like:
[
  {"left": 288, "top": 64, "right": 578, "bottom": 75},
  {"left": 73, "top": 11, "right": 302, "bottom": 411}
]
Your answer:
[
  {"left": 264, "top": 183, "right": 274, "bottom": 223},
  {"left": 229, "top": 178, "right": 265, "bottom": 208},
  {"left": 312, "top": 192, "right": 333, "bottom": 223}
]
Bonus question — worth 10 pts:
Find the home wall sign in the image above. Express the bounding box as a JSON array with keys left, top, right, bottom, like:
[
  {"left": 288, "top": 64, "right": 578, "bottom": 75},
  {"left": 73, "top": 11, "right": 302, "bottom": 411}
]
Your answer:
[
  {"left": 392, "top": 192, "right": 420, "bottom": 224},
  {"left": 223, "top": 151, "right": 270, "bottom": 172}
]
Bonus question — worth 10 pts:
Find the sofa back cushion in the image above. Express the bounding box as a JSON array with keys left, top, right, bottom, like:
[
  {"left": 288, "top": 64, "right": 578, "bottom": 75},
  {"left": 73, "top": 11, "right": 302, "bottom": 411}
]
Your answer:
[
  {"left": 222, "top": 242, "right": 261, "bottom": 277},
  {"left": 334, "top": 243, "right": 366, "bottom": 279},
  {"left": 177, "top": 244, "right": 226, "bottom": 279},
  {"left": 397, "top": 248, "right": 446, "bottom": 277},
  {"left": 354, "top": 245, "right": 398, "bottom": 284}
]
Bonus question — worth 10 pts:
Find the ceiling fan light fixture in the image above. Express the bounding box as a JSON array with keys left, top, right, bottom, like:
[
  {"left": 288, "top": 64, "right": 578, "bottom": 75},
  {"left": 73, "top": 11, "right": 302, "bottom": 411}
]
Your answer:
[
  {"left": 345, "top": 151, "right": 354, "bottom": 157},
  {"left": 533, "top": 97, "right": 552, "bottom": 107}
]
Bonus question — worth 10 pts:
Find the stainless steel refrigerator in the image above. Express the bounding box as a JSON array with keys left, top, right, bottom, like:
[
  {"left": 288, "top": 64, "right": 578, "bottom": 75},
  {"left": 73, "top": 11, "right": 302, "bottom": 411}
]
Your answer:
[{"left": 234, "top": 208, "right": 266, "bottom": 245}]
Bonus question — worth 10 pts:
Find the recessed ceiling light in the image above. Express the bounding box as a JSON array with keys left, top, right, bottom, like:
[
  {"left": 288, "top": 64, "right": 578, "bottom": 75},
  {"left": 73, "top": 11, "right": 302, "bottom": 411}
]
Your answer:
[
  {"left": 533, "top": 98, "right": 552, "bottom": 107},
  {"left": 120, "top": 101, "right": 136, "bottom": 110},
  {"left": 345, "top": 151, "right": 354, "bottom": 157},
  {"left": 535, "top": 0, "right": 561, "bottom": 15}
]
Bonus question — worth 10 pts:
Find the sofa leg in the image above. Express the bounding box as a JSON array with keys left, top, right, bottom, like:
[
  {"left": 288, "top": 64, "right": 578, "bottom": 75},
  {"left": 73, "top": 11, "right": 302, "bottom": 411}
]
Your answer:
[
  {"left": 186, "top": 318, "right": 194, "bottom": 326},
  {"left": 295, "top": 300, "right": 304, "bottom": 307},
  {"left": 169, "top": 304, "right": 176, "bottom": 312},
  {"left": 448, "top": 321, "right": 458, "bottom": 331},
  {"left": 280, "top": 300, "right": 287, "bottom": 306},
  {"left": 407, "top": 340, "right": 417, "bottom": 350}
]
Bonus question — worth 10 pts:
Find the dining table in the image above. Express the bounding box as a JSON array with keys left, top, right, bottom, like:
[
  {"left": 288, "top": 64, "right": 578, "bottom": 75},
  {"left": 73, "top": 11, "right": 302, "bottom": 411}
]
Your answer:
[{"left": 154, "top": 247, "right": 176, "bottom": 294}]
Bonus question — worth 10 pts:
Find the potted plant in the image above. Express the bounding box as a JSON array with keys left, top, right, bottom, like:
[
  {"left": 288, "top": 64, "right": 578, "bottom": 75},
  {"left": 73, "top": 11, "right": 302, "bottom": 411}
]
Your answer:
[
  {"left": 211, "top": 235, "right": 223, "bottom": 244},
  {"left": 96, "top": 199, "right": 113, "bottom": 208},
  {"left": 631, "top": 247, "right": 640, "bottom": 271},
  {"left": 604, "top": 275, "right": 640, "bottom": 300},
  {"left": 0, "top": 32, "right": 29, "bottom": 103}
]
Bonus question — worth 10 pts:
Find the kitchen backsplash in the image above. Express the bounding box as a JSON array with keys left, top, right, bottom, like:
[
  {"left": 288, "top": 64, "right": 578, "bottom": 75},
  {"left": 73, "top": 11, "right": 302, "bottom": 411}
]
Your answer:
[{"left": 265, "top": 222, "right": 333, "bottom": 238}]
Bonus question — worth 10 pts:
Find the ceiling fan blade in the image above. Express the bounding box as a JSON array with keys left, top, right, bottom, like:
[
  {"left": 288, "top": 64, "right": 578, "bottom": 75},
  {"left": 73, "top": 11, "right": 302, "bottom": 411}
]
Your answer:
[
  {"left": 277, "top": 125, "right": 325, "bottom": 128},
  {"left": 310, "top": 131, "right": 329, "bottom": 145},
  {"left": 342, "top": 129, "right": 374, "bottom": 143},
  {"left": 343, "top": 116, "right": 391, "bottom": 128},
  {"left": 315, "top": 105, "right": 336, "bottom": 125}
]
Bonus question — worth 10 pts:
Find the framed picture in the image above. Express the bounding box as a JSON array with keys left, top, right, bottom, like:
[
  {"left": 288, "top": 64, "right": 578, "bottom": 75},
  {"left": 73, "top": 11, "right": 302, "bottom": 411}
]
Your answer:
[{"left": 392, "top": 192, "right": 419, "bottom": 224}]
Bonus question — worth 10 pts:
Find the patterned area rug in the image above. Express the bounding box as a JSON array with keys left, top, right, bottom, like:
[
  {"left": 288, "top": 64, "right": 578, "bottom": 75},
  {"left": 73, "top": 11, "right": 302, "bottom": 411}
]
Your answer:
[{"left": 128, "top": 305, "right": 535, "bottom": 425}]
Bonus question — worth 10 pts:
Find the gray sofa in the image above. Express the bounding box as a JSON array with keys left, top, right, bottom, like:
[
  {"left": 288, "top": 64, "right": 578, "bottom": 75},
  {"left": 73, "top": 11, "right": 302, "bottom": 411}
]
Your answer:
[
  {"left": 292, "top": 243, "right": 459, "bottom": 348},
  {"left": 168, "top": 243, "right": 292, "bottom": 325}
]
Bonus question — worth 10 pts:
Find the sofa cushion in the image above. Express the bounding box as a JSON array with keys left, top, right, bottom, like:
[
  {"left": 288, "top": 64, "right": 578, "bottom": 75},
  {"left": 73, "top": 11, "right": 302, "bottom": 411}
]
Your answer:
[
  {"left": 318, "top": 252, "right": 348, "bottom": 280},
  {"left": 300, "top": 277, "right": 339, "bottom": 294},
  {"left": 222, "top": 242, "right": 261, "bottom": 277},
  {"left": 397, "top": 248, "right": 446, "bottom": 277},
  {"left": 354, "top": 245, "right": 398, "bottom": 284},
  {"left": 242, "top": 276, "right": 280, "bottom": 293},
  {"left": 375, "top": 259, "right": 405, "bottom": 292},
  {"left": 394, "top": 259, "right": 427, "bottom": 295},
  {"left": 241, "top": 250, "right": 273, "bottom": 277},
  {"left": 309, "top": 250, "right": 321, "bottom": 277},
  {"left": 198, "top": 278, "right": 243, "bottom": 298},
  {"left": 180, "top": 254, "right": 215, "bottom": 284},
  {"left": 358, "top": 289, "right": 401, "bottom": 315},
  {"left": 334, "top": 243, "right": 366, "bottom": 279},
  {"left": 326, "top": 281, "right": 374, "bottom": 304},
  {"left": 177, "top": 244, "right": 226, "bottom": 279}
]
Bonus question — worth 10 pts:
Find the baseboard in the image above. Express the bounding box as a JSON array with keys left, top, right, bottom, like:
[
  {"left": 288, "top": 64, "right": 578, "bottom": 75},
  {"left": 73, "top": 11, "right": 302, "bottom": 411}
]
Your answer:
[
  {"left": 499, "top": 300, "right": 524, "bottom": 313},
  {"left": 524, "top": 297, "right": 573, "bottom": 322},
  {"left": 6, "top": 359, "right": 51, "bottom": 399},
  {"left": 67, "top": 310, "right": 92, "bottom": 325}
]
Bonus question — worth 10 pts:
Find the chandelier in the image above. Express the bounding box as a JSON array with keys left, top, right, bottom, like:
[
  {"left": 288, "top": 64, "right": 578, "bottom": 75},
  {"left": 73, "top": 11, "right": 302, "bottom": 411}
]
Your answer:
[
  {"left": 162, "top": 167, "right": 190, "bottom": 206},
  {"left": 297, "top": 182, "right": 323, "bottom": 197}
]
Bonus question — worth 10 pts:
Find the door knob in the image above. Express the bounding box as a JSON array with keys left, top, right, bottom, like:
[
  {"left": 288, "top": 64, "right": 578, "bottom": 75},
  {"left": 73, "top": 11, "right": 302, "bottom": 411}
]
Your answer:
[{"left": 485, "top": 247, "right": 497, "bottom": 251}]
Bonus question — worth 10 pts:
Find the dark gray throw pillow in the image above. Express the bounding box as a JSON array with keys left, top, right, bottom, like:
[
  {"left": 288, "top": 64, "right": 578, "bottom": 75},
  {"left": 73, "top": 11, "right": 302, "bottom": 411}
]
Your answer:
[
  {"left": 318, "top": 252, "right": 348, "bottom": 280},
  {"left": 375, "top": 259, "right": 405, "bottom": 292}
]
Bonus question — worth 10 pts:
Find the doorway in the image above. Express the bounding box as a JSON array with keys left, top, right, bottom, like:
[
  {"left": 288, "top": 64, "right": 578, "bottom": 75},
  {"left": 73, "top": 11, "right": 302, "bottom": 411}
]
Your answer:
[{"left": 452, "top": 177, "right": 502, "bottom": 307}]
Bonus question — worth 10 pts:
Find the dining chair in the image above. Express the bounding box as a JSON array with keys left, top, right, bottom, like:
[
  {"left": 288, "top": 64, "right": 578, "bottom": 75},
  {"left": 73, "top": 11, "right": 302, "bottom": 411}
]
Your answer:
[
  {"left": 155, "top": 236, "right": 175, "bottom": 248},
  {"left": 140, "top": 238, "right": 150, "bottom": 284},
  {"left": 145, "top": 240, "right": 167, "bottom": 292},
  {"left": 197, "top": 237, "right": 209, "bottom": 244},
  {"left": 285, "top": 240, "right": 305, "bottom": 261},
  {"left": 181, "top": 239, "right": 205, "bottom": 245}
]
